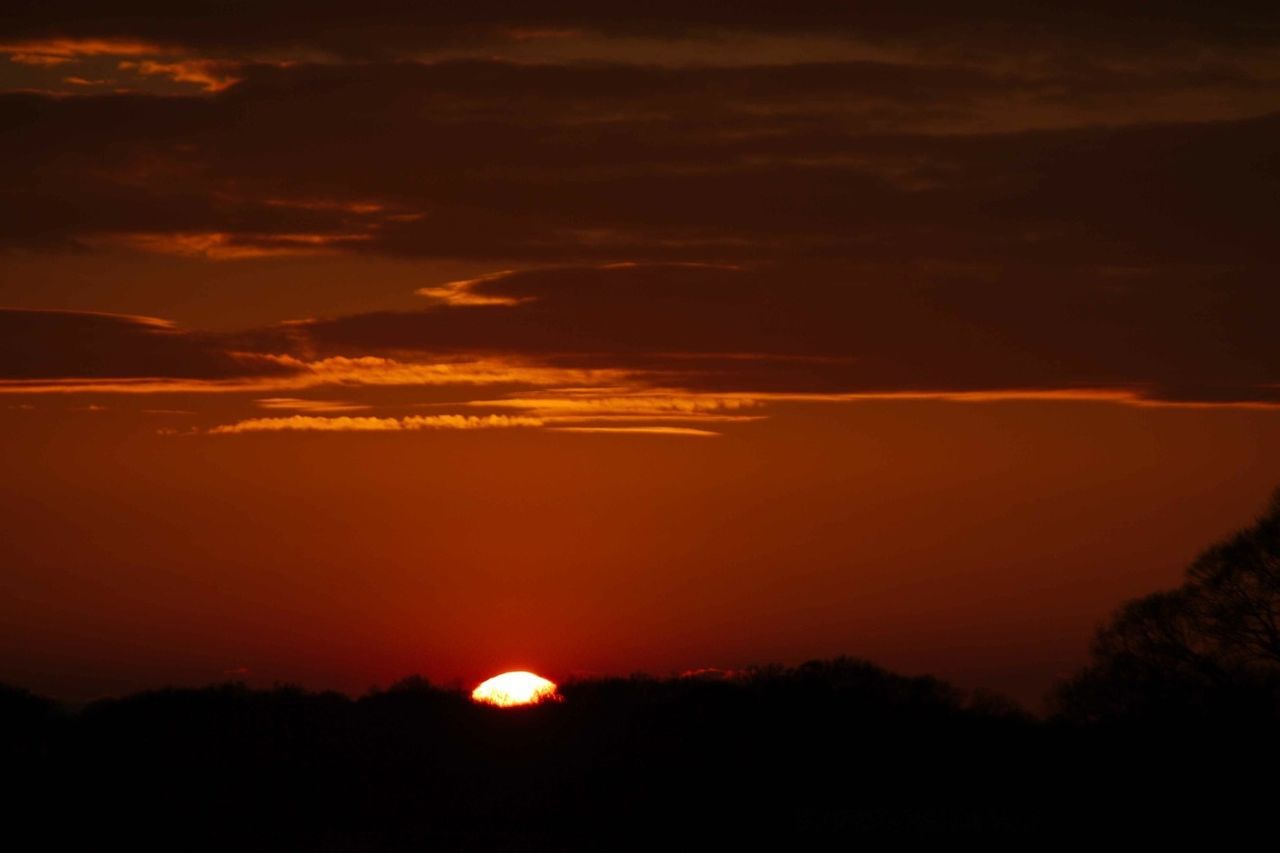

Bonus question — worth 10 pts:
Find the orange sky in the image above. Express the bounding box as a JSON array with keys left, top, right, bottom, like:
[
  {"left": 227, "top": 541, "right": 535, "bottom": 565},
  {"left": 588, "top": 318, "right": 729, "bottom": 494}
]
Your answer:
[{"left": 2, "top": 4, "right": 1279, "bottom": 706}]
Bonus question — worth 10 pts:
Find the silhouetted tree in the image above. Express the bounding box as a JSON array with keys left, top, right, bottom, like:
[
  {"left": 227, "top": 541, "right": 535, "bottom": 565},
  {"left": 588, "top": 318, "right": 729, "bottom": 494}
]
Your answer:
[{"left": 1053, "top": 488, "right": 1280, "bottom": 722}]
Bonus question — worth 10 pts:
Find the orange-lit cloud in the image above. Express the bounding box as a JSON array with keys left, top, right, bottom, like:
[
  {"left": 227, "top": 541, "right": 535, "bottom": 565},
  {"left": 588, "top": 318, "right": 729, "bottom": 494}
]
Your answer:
[
  {"left": 209, "top": 414, "right": 543, "bottom": 433},
  {"left": 0, "top": 354, "right": 631, "bottom": 395},
  {"left": 289, "top": 356, "right": 629, "bottom": 391},
  {"left": 457, "top": 393, "right": 769, "bottom": 428},
  {"left": 0, "top": 37, "right": 248, "bottom": 95},
  {"left": 98, "top": 232, "right": 372, "bottom": 260},
  {"left": 1, "top": 38, "right": 159, "bottom": 65},
  {"left": 417, "top": 272, "right": 534, "bottom": 307},
  {"left": 0, "top": 308, "right": 639, "bottom": 398},
  {"left": 4, "top": 302, "right": 1279, "bottom": 436},
  {"left": 255, "top": 397, "right": 370, "bottom": 413},
  {"left": 467, "top": 394, "right": 760, "bottom": 416},
  {"left": 741, "top": 389, "right": 1280, "bottom": 411},
  {"left": 117, "top": 59, "right": 241, "bottom": 92},
  {"left": 549, "top": 426, "right": 720, "bottom": 436}
]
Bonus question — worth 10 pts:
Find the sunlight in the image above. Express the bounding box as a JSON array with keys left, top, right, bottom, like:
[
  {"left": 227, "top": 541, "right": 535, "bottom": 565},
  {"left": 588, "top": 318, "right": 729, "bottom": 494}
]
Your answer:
[{"left": 471, "top": 671, "right": 559, "bottom": 707}]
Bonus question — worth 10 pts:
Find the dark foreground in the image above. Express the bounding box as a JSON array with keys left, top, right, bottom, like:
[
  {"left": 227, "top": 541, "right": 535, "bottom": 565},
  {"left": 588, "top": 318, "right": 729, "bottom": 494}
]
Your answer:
[{"left": 4, "top": 659, "right": 1276, "bottom": 848}]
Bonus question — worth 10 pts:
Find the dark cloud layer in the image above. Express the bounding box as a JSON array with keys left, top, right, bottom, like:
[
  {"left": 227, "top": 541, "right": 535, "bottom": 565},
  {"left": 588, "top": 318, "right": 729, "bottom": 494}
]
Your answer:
[
  {"left": 295, "top": 263, "right": 1280, "bottom": 402},
  {"left": 4, "top": 2, "right": 1277, "bottom": 57},
  {"left": 2, "top": 9, "right": 1277, "bottom": 407},
  {"left": 2, "top": 60, "right": 1278, "bottom": 265},
  {"left": 0, "top": 309, "right": 289, "bottom": 380},
  {"left": 4, "top": 262, "right": 1277, "bottom": 405}
]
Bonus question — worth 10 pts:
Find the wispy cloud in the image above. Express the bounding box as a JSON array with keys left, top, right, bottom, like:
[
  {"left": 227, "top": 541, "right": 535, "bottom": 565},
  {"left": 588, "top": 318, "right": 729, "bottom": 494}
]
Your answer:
[
  {"left": 0, "top": 354, "right": 630, "bottom": 395},
  {"left": 255, "top": 397, "right": 370, "bottom": 413},
  {"left": 1, "top": 38, "right": 159, "bottom": 65},
  {"left": 117, "top": 59, "right": 241, "bottom": 93},
  {"left": 549, "top": 426, "right": 720, "bottom": 437},
  {"left": 96, "top": 232, "right": 373, "bottom": 260},
  {"left": 417, "top": 271, "right": 532, "bottom": 307},
  {"left": 208, "top": 414, "right": 543, "bottom": 433},
  {"left": 208, "top": 412, "right": 731, "bottom": 437},
  {"left": 62, "top": 75, "right": 114, "bottom": 86},
  {"left": 467, "top": 394, "right": 760, "bottom": 416},
  {"left": 460, "top": 393, "right": 768, "bottom": 428},
  {"left": 740, "top": 389, "right": 1280, "bottom": 410},
  {"left": 1, "top": 37, "right": 249, "bottom": 95}
]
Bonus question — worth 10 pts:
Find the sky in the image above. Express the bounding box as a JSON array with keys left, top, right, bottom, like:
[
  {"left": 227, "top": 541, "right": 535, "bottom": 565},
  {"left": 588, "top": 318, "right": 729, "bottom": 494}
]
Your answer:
[{"left": 2, "top": 3, "right": 1279, "bottom": 706}]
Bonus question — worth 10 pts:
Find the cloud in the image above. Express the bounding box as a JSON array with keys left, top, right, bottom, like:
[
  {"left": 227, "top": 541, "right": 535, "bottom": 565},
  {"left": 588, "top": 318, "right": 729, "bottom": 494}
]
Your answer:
[
  {"left": 3, "top": 4, "right": 1276, "bottom": 60},
  {"left": 417, "top": 271, "right": 533, "bottom": 307},
  {"left": 5, "top": 256, "right": 1279, "bottom": 414},
  {"left": 0, "top": 37, "right": 242, "bottom": 95},
  {"left": 3, "top": 59, "right": 1279, "bottom": 261},
  {"left": 0, "top": 38, "right": 158, "bottom": 64},
  {"left": 255, "top": 397, "right": 370, "bottom": 413},
  {"left": 462, "top": 394, "right": 766, "bottom": 423},
  {"left": 287, "top": 356, "right": 626, "bottom": 391},
  {"left": 549, "top": 426, "right": 720, "bottom": 437},
  {"left": 208, "top": 414, "right": 543, "bottom": 433},
  {"left": 207, "top": 413, "right": 728, "bottom": 436},
  {"left": 92, "top": 232, "right": 373, "bottom": 259},
  {"left": 291, "top": 263, "right": 1280, "bottom": 406},
  {"left": 0, "top": 308, "right": 293, "bottom": 381},
  {"left": 0, "top": 323, "right": 630, "bottom": 394},
  {"left": 2, "top": 13, "right": 1277, "bottom": 418},
  {"left": 116, "top": 59, "right": 241, "bottom": 92},
  {"left": 62, "top": 75, "right": 113, "bottom": 86}
]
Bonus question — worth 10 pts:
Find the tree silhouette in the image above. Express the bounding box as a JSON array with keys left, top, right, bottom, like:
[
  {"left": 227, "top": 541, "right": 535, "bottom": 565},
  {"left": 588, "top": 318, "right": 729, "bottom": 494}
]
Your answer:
[{"left": 1053, "top": 488, "right": 1280, "bottom": 722}]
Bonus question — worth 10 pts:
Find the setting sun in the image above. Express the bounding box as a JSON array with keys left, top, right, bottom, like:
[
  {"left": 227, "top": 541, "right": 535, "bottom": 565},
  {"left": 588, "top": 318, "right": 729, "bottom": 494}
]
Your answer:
[{"left": 471, "top": 671, "right": 559, "bottom": 707}]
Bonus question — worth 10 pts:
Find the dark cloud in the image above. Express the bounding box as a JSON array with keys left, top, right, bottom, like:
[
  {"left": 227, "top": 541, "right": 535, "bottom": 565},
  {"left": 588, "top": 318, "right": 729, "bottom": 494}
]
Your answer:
[
  {"left": 1, "top": 12, "right": 1276, "bottom": 407},
  {"left": 1, "top": 61, "right": 1277, "bottom": 266},
  {"left": 0, "top": 308, "right": 291, "bottom": 380},
  {"left": 4, "top": 262, "right": 1274, "bottom": 406},
  {"left": 294, "top": 262, "right": 1280, "bottom": 402},
  {"left": 2, "top": 2, "right": 1276, "bottom": 58}
]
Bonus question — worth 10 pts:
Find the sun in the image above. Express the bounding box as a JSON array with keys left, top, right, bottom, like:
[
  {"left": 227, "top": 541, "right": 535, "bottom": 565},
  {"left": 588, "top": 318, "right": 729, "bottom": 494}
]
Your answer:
[{"left": 471, "top": 671, "right": 559, "bottom": 707}]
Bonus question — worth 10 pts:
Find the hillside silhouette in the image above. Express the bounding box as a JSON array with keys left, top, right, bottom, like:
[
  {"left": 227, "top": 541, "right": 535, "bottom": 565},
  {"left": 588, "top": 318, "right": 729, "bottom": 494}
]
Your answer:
[{"left": 5, "top": 491, "right": 1280, "bottom": 847}]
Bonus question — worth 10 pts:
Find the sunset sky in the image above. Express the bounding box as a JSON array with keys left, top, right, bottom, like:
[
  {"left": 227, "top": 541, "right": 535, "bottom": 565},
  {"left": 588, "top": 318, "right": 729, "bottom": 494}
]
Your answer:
[{"left": 2, "top": 3, "right": 1278, "bottom": 706}]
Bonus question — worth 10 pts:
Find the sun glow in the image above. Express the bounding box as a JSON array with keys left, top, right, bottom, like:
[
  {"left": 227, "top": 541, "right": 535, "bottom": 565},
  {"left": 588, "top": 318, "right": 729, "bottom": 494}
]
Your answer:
[{"left": 471, "top": 671, "right": 559, "bottom": 707}]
